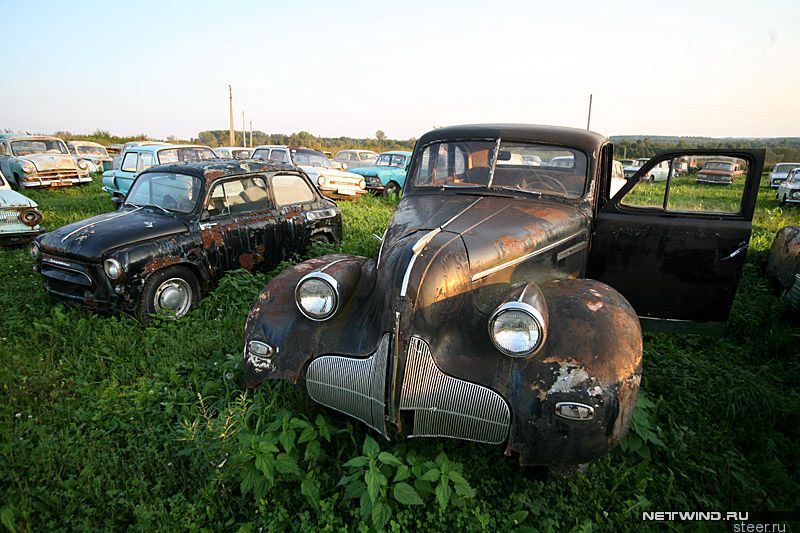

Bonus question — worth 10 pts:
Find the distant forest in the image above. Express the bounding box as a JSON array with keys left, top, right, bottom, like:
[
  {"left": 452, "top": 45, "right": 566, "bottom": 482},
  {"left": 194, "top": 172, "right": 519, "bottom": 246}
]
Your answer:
[{"left": 20, "top": 128, "right": 800, "bottom": 168}]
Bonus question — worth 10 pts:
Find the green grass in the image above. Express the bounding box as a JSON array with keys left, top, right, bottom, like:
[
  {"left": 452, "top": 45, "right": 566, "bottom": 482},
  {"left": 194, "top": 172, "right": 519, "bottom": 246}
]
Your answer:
[{"left": 0, "top": 176, "right": 798, "bottom": 531}]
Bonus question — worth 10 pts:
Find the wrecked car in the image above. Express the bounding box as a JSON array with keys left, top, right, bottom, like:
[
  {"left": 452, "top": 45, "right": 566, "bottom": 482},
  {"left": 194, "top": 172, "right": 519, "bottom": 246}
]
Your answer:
[
  {"left": 102, "top": 144, "right": 217, "bottom": 202},
  {"left": 349, "top": 151, "right": 412, "bottom": 196},
  {"left": 32, "top": 160, "right": 341, "bottom": 319},
  {"left": 767, "top": 226, "right": 800, "bottom": 311},
  {"left": 776, "top": 168, "right": 800, "bottom": 205},
  {"left": 769, "top": 162, "right": 800, "bottom": 188},
  {"left": 333, "top": 149, "right": 378, "bottom": 170},
  {"left": 252, "top": 145, "right": 366, "bottom": 200},
  {"left": 0, "top": 134, "right": 91, "bottom": 188},
  {"left": 66, "top": 141, "right": 113, "bottom": 173},
  {"left": 695, "top": 160, "right": 743, "bottom": 185},
  {"left": 0, "top": 169, "right": 42, "bottom": 245},
  {"left": 243, "top": 124, "right": 764, "bottom": 466}
]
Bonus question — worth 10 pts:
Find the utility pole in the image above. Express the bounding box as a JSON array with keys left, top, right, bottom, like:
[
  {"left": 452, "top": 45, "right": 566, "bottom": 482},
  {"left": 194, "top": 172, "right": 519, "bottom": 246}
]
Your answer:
[
  {"left": 228, "top": 85, "right": 234, "bottom": 146},
  {"left": 586, "top": 93, "right": 593, "bottom": 131},
  {"left": 249, "top": 121, "right": 253, "bottom": 148},
  {"left": 242, "top": 111, "right": 246, "bottom": 147}
]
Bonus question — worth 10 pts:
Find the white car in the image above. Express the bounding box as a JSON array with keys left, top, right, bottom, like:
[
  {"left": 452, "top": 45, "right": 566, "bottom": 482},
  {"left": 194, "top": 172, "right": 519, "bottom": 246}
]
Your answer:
[
  {"left": 334, "top": 149, "right": 378, "bottom": 170},
  {"left": 252, "top": 145, "right": 366, "bottom": 200},
  {"left": 611, "top": 160, "right": 626, "bottom": 196},
  {"left": 214, "top": 146, "right": 252, "bottom": 159},
  {"left": 770, "top": 162, "right": 800, "bottom": 188},
  {"left": 777, "top": 168, "right": 800, "bottom": 205},
  {"left": 66, "top": 141, "right": 113, "bottom": 173},
  {"left": 624, "top": 158, "right": 669, "bottom": 182},
  {"left": 0, "top": 169, "right": 42, "bottom": 245}
]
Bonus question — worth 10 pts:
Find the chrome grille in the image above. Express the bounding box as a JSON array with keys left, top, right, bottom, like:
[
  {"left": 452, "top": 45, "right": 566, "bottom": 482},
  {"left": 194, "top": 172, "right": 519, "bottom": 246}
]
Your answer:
[
  {"left": 306, "top": 333, "right": 389, "bottom": 437},
  {"left": 34, "top": 169, "right": 80, "bottom": 180},
  {"left": 400, "top": 337, "right": 510, "bottom": 444},
  {"left": 0, "top": 210, "right": 19, "bottom": 224}
]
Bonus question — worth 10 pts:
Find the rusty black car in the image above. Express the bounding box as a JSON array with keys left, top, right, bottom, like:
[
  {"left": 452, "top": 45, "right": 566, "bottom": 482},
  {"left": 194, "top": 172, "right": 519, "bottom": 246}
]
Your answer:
[
  {"left": 243, "top": 124, "right": 764, "bottom": 466},
  {"left": 767, "top": 226, "right": 800, "bottom": 312},
  {"left": 31, "top": 159, "right": 342, "bottom": 319}
]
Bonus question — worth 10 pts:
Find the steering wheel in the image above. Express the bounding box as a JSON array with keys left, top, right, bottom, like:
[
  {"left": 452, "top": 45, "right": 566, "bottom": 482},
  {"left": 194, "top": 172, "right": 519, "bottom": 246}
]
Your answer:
[
  {"left": 524, "top": 172, "right": 570, "bottom": 196},
  {"left": 162, "top": 194, "right": 177, "bottom": 210}
]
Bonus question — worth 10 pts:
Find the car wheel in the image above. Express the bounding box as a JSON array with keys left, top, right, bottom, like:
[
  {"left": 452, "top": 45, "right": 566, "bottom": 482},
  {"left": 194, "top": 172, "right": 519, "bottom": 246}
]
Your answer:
[
  {"left": 137, "top": 265, "right": 199, "bottom": 320},
  {"left": 383, "top": 181, "right": 401, "bottom": 197},
  {"left": 649, "top": 174, "right": 656, "bottom": 182}
]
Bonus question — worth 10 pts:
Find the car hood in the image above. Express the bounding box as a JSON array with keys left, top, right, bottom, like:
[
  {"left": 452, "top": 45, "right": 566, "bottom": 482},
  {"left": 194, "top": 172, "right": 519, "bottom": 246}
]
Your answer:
[
  {"left": 350, "top": 165, "right": 403, "bottom": 177},
  {"left": 38, "top": 208, "right": 190, "bottom": 261},
  {"left": 20, "top": 154, "right": 77, "bottom": 171},
  {"left": 0, "top": 189, "right": 36, "bottom": 208},
  {"left": 698, "top": 169, "right": 734, "bottom": 176},
  {"left": 383, "top": 193, "right": 587, "bottom": 282}
]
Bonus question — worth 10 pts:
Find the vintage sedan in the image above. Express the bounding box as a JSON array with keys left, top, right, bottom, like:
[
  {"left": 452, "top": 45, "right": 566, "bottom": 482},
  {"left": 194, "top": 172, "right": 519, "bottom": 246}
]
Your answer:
[
  {"left": 66, "top": 141, "right": 113, "bottom": 173},
  {"left": 102, "top": 144, "right": 217, "bottom": 202},
  {"left": 0, "top": 134, "right": 91, "bottom": 188},
  {"left": 0, "top": 169, "right": 42, "bottom": 245},
  {"left": 32, "top": 159, "right": 341, "bottom": 319},
  {"left": 769, "top": 162, "right": 800, "bottom": 188},
  {"left": 767, "top": 226, "right": 800, "bottom": 311},
  {"left": 252, "top": 145, "right": 366, "bottom": 200},
  {"left": 243, "top": 124, "right": 764, "bottom": 466},
  {"left": 695, "top": 160, "right": 744, "bottom": 185},
  {"left": 349, "top": 151, "right": 412, "bottom": 195},
  {"left": 334, "top": 149, "right": 378, "bottom": 170},
  {"left": 776, "top": 168, "right": 800, "bottom": 205},
  {"left": 214, "top": 146, "right": 252, "bottom": 159}
]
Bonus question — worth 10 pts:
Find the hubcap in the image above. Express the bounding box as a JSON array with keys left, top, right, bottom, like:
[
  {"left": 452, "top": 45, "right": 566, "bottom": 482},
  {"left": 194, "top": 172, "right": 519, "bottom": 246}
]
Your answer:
[{"left": 154, "top": 277, "right": 192, "bottom": 317}]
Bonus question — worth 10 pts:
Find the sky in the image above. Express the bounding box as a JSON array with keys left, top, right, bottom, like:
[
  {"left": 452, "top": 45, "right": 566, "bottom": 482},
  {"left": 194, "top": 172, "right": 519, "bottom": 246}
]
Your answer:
[{"left": 1, "top": 0, "right": 798, "bottom": 140}]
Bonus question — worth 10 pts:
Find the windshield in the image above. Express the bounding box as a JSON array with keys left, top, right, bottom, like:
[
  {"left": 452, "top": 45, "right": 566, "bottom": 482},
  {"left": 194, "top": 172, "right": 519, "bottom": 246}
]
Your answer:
[
  {"left": 775, "top": 164, "right": 800, "bottom": 173},
  {"left": 703, "top": 162, "right": 734, "bottom": 171},
  {"left": 77, "top": 145, "right": 108, "bottom": 157},
  {"left": 412, "top": 140, "right": 588, "bottom": 198},
  {"left": 231, "top": 149, "right": 251, "bottom": 159},
  {"left": 125, "top": 172, "right": 202, "bottom": 214},
  {"left": 291, "top": 148, "right": 332, "bottom": 168},
  {"left": 158, "top": 147, "right": 217, "bottom": 164},
  {"left": 376, "top": 154, "right": 406, "bottom": 167},
  {"left": 11, "top": 139, "right": 68, "bottom": 156}
]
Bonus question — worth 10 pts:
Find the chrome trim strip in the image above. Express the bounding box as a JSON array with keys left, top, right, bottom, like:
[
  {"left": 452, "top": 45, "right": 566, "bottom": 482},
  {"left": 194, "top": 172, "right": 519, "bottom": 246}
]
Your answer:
[
  {"left": 441, "top": 197, "right": 483, "bottom": 229},
  {"left": 306, "top": 334, "right": 390, "bottom": 438},
  {"left": 399, "top": 253, "right": 418, "bottom": 297},
  {"left": 399, "top": 337, "right": 510, "bottom": 444},
  {"left": 556, "top": 240, "right": 588, "bottom": 261},
  {"left": 471, "top": 230, "right": 588, "bottom": 282},
  {"left": 376, "top": 229, "right": 388, "bottom": 269},
  {"left": 61, "top": 206, "right": 143, "bottom": 242}
]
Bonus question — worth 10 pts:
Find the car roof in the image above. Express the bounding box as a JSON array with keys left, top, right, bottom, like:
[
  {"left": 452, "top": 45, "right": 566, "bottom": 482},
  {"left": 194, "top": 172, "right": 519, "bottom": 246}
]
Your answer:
[
  {"left": 416, "top": 124, "right": 607, "bottom": 153},
  {"left": 216, "top": 146, "right": 250, "bottom": 150},
  {"left": 379, "top": 151, "right": 412, "bottom": 156},
  {"left": 139, "top": 158, "right": 297, "bottom": 182},
  {"left": 128, "top": 144, "right": 211, "bottom": 153},
  {"left": 67, "top": 140, "right": 105, "bottom": 147},
  {"left": 0, "top": 134, "right": 65, "bottom": 142}
]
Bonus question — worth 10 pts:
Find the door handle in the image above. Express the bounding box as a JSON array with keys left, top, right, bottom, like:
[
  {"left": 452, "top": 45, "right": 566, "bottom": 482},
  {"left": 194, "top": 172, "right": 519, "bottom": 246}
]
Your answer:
[
  {"left": 721, "top": 241, "right": 748, "bottom": 261},
  {"left": 199, "top": 222, "right": 218, "bottom": 230}
]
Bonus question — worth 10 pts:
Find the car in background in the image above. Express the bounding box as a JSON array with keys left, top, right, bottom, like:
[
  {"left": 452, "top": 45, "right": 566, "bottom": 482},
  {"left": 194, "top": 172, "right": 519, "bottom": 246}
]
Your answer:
[
  {"left": 776, "top": 168, "right": 800, "bottom": 205},
  {"left": 770, "top": 163, "right": 800, "bottom": 188},
  {"left": 32, "top": 159, "right": 342, "bottom": 319},
  {"left": 242, "top": 123, "right": 765, "bottom": 467},
  {"left": 622, "top": 158, "right": 644, "bottom": 178},
  {"left": 66, "top": 141, "right": 113, "bottom": 173},
  {"left": 252, "top": 145, "right": 366, "bottom": 200},
  {"left": 334, "top": 149, "right": 378, "bottom": 170},
  {"left": 348, "top": 151, "right": 412, "bottom": 195},
  {"left": 111, "top": 141, "right": 170, "bottom": 170},
  {"left": 0, "top": 134, "right": 91, "bottom": 188},
  {"left": 0, "top": 169, "right": 42, "bottom": 245},
  {"left": 611, "top": 160, "right": 626, "bottom": 196},
  {"left": 102, "top": 144, "right": 217, "bottom": 202},
  {"left": 214, "top": 146, "right": 252, "bottom": 159},
  {"left": 623, "top": 158, "right": 669, "bottom": 181},
  {"left": 767, "top": 226, "right": 800, "bottom": 312},
  {"left": 695, "top": 160, "right": 743, "bottom": 186}
]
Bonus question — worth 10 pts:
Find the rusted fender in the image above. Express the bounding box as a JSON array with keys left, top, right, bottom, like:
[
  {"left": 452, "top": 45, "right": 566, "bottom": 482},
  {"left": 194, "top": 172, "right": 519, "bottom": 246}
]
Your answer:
[
  {"left": 506, "top": 279, "right": 643, "bottom": 465},
  {"left": 243, "top": 254, "right": 384, "bottom": 388},
  {"left": 767, "top": 226, "right": 800, "bottom": 290}
]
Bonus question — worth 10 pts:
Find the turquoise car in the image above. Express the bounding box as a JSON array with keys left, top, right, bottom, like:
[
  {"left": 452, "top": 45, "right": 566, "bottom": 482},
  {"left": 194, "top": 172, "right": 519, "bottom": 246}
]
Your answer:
[
  {"left": 348, "top": 151, "right": 411, "bottom": 196},
  {"left": 0, "top": 169, "right": 42, "bottom": 245},
  {"left": 101, "top": 144, "right": 217, "bottom": 202}
]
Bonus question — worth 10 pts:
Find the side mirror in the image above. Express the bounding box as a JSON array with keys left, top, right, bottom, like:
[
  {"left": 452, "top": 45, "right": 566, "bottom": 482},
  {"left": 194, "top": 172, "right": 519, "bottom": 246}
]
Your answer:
[{"left": 112, "top": 197, "right": 123, "bottom": 210}]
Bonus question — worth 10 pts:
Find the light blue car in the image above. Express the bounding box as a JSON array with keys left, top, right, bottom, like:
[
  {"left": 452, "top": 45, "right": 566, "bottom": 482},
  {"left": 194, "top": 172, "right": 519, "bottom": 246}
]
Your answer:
[
  {"left": 348, "top": 151, "right": 412, "bottom": 196},
  {"left": 0, "top": 169, "right": 42, "bottom": 245},
  {"left": 101, "top": 144, "right": 217, "bottom": 202}
]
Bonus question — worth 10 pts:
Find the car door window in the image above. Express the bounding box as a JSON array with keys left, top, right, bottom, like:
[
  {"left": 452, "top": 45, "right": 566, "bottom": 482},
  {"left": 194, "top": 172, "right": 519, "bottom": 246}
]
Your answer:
[
  {"left": 269, "top": 150, "right": 287, "bottom": 163},
  {"left": 621, "top": 156, "right": 749, "bottom": 215},
  {"left": 271, "top": 174, "right": 315, "bottom": 206},
  {"left": 252, "top": 149, "right": 269, "bottom": 160},
  {"left": 207, "top": 176, "right": 270, "bottom": 218},
  {"left": 138, "top": 152, "right": 155, "bottom": 172},
  {"left": 121, "top": 152, "right": 138, "bottom": 172}
]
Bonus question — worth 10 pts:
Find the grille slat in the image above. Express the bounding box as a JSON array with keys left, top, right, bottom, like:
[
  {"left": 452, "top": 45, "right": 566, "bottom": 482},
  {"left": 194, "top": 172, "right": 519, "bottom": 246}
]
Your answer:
[
  {"left": 399, "top": 337, "right": 510, "bottom": 444},
  {"left": 0, "top": 210, "right": 20, "bottom": 224}
]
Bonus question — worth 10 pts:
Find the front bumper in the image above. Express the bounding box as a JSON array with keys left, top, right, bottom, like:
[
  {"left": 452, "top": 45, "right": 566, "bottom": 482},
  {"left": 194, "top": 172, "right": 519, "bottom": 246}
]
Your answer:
[
  {"left": 318, "top": 186, "right": 366, "bottom": 200},
  {"left": 35, "top": 255, "right": 129, "bottom": 313},
  {"left": 0, "top": 228, "right": 41, "bottom": 246},
  {"left": 21, "top": 174, "right": 92, "bottom": 188},
  {"left": 696, "top": 177, "right": 732, "bottom": 185}
]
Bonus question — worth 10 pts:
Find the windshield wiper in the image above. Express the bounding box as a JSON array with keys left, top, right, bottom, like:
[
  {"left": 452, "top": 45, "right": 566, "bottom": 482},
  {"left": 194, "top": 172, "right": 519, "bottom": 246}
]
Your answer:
[
  {"left": 126, "top": 202, "right": 171, "bottom": 215},
  {"left": 493, "top": 187, "right": 544, "bottom": 198}
]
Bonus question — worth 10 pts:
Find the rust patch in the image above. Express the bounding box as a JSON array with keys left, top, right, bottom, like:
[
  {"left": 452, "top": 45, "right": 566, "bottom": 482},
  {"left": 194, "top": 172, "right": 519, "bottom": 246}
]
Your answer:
[{"left": 144, "top": 256, "right": 182, "bottom": 274}]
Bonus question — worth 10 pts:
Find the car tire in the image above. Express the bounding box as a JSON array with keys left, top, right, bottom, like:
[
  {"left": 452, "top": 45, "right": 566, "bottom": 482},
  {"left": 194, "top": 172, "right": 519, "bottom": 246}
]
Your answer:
[
  {"left": 383, "top": 181, "right": 401, "bottom": 197},
  {"left": 137, "top": 265, "right": 200, "bottom": 320}
]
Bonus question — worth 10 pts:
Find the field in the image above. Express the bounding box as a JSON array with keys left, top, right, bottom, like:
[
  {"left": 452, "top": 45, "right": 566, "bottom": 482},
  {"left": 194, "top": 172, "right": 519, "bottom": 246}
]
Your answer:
[{"left": 1, "top": 177, "right": 798, "bottom": 531}]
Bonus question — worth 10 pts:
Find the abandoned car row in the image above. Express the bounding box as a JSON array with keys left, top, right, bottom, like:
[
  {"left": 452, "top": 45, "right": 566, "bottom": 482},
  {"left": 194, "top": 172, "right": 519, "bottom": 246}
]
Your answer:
[{"left": 3, "top": 123, "right": 798, "bottom": 468}]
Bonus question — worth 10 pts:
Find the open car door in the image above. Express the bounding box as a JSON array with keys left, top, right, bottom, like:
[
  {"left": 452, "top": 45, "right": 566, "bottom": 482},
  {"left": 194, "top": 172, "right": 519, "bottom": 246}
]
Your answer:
[{"left": 588, "top": 148, "right": 765, "bottom": 327}]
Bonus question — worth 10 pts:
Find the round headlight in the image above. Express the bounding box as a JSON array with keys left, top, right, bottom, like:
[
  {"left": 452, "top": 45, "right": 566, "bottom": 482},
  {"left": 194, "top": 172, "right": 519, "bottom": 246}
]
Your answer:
[
  {"left": 793, "top": 191, "right": 800, "bottom": 199},
  {"left": 21, "top": 161, "right": 35, "bottom": 174},
  {"left": 295, "top": 272, "right": 338, "bottom": 321},
  {"left": 318, "top": 176, "right": 328, "bottom": 187},
  {"left": 104, "top": 258, "right": 124, "bottom": 280},
  {"left": 29, "top": 241, "right": 40, "bottom": 260},
  {"left": 20, "top": 208, "right": 42, "bottom": 227},
  {"left": 77, "top": 160, "right": 89, "bottom": 170},
  {"left": 489, "top": 302, "right": 544, "bottom": 357},
  {"left": 358, "top": 179, "right": 366, "bottom": 190}
]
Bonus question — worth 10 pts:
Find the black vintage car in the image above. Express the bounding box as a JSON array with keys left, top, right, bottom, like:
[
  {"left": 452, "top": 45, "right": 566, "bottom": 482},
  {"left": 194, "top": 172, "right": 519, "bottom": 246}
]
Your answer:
[
  {"left": 31, "top": 159, "right": 342, "bottom": 318},
  {"left": 243, "top": 124, "right": 764, "bottom": 466}
]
